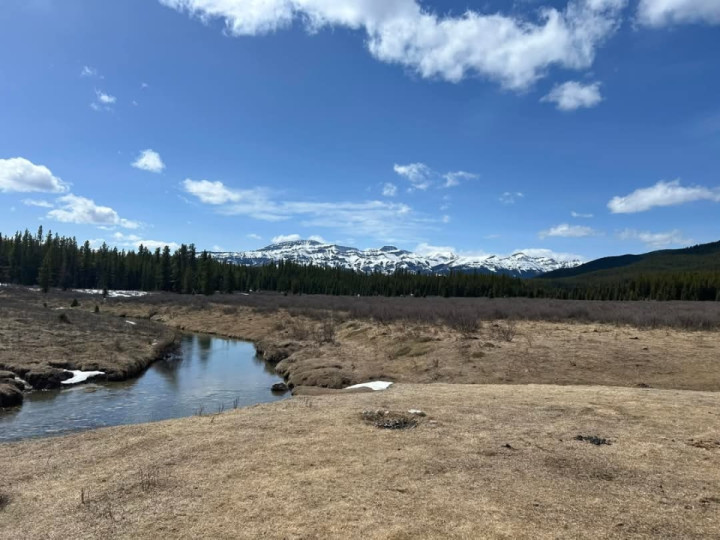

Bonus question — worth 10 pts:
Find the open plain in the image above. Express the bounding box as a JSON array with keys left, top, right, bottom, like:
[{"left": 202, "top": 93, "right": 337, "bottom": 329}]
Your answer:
[{"left": 1, "top": 288, "right": 720, "bottom": 538}]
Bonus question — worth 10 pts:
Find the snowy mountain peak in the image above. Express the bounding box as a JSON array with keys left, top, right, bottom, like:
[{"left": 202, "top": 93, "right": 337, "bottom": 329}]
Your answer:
[{"left": 212, "top": 240, "right": 582, "bottom": 278}]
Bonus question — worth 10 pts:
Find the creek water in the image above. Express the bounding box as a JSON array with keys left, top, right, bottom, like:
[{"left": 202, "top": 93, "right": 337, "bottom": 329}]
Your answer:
[{"left": 0, "top": 334, "right": 287, "bottom": 442}]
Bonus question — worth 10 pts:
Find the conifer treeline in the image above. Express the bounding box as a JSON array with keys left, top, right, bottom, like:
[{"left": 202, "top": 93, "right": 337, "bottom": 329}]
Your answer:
[{"left": 1, "top": 229, "right": 718, "bottom": 300}]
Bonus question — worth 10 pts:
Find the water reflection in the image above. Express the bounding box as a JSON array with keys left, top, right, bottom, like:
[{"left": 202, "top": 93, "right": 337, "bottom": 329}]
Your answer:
[{"left": 0, "top": 335, "right": 287, "bottom": 442}]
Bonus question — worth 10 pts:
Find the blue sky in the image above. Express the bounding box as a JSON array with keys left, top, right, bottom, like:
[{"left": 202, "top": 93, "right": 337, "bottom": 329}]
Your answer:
[{"left": 1, "top": 0, "right": 719, "bottom": 260}]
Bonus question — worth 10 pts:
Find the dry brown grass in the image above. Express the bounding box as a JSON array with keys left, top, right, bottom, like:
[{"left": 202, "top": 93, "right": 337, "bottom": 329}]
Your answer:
[
  {"left": 0, "top": 289, "right": 177, "bottom": 390},
  {"left": 1, "top": 383, "right": 720, "bottom": 539},
  {"left": 96, "top": 297, "right": 720, "bottom": 392}
]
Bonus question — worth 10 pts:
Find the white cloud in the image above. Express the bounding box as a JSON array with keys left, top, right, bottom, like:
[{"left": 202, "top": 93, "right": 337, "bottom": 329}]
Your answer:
[
  {"left": 382, "top": 182, "right": 398, "bottom": 197},
  {"left": 271, "top": 234, "right": 302, "bottom": 244},
  {"left": 132, "top": 149, "right": 166, "bottom": 173},
  {"left": 80, "top": 65, "right": 99, "bottom": 78},
  {"left": 112, "top": 232, "right": 180, "bottom": 251},
  {"left": 608, "top": 179, "right": 720, "bottom": 213},
  {"left": 22, "top": 199, "right": 54, "bottom": 208},
  {"left": 247, "top": 233, "right": 263, "bottom": 240},
  {"left": 182, "top": 179, "right": 245, "bottom": 204},
  {"left": 95, "top": 90, "right": 116, "bottom": 104},
  {"left": 513, "top": 248, "right": 584, "bottom": 262},
  {"left": 638, "top": 0, "right": 720, "bottom": 26},
  {"left": 618, "top": 228, "right": 693, "bottom": 248},
  {"left": 571, "top": 211, "right": 594, "bottom": 218},
  {"left": 183, "top": 178, "right": 435, "bottom": 243},
  {"left": 442, "top": 214, "right": 451, "bottom": 224},
  {"left": 394, "top": 162, "right": 432, "bottom": 190},
  {"left": 443, "top": 171, "right": 478, "bottom": 188},
  {"left": 539, "top": 223, "right": 599, "bottom": 238},
  {"left": 47, "top": 194, "right": 140, "bottom": 229},
  {"left": 414, "top": 243, "right": 456, "bottom": 258},
  {"left": 160, "top": 0, "right": 626, "bottom": 91},
  {"left": 499, "top": 192, "right": 524, "bottom": 204},
  {"left": 0, "top": 157, "right": 69, "bottom": 193},
  {"left": 308, "top": 235, "right": 327, "bottom": 243},
  {"left": 542, "top": 81, "right": 603, "bottom": 111}
]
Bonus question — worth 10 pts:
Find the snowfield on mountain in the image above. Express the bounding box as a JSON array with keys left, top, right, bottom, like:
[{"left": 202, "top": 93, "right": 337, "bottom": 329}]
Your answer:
[{"left": 212, "top": 240, "right": 582, "bottom": 278}]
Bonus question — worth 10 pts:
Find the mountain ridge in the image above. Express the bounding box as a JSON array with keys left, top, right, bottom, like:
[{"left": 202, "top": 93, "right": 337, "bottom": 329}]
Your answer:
[{"left": 211, "top": 239, "right": 582, "bottom": 278}]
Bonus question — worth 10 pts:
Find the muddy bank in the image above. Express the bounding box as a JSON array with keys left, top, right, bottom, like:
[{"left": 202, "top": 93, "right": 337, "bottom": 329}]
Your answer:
[{"left": 0, "top": 289, "right": 180, "bottom": 406}]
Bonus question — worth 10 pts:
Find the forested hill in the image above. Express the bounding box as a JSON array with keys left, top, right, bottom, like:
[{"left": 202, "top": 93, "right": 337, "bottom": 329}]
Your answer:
[
  {"left": 1, "top": 228, "right": 719, "bottom": 300},
  {"left": 540, "top": 241, "right": 720, "bottom": 279}
]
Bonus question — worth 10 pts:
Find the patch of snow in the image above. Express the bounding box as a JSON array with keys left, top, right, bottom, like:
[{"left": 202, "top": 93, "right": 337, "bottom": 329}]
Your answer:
[
  {"left": 72, "top": 289, "right": 149, "bottom": 298},
  {"left": 408, "top": 409, "right": 426, "bottom": 416},
  {"left": 346, "top": 381, "right": 394, "bottom": 391},
  {"left": 125, "top": 320, "right": 137, "bottom": 325},
  {"left": 61, "top": 369, "right": 105, "bottom": 385}
]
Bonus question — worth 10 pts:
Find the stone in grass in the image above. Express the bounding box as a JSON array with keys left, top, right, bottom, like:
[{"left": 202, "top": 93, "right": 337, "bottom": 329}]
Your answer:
[
  {"left": 575, "top": 435, "right": 612, "bottom": 446},
  {"left": 271, "top": 382, "right": 289, "bottom": 393}
]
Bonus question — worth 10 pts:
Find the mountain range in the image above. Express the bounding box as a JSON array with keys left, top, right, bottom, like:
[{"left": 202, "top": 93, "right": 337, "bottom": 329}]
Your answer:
[{"left": 211, "top": 240, "right": 583, "bottom": 278}]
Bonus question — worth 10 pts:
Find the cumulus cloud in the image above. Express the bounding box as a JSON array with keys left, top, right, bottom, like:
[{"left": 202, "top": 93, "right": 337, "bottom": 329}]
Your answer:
[
  {"left": 394, "top": 163, "right": 432, "bottom": 190},
  {"left": 0, "top": 157, "right": 69, "bottom": 193},
  {"left": 499, "top": 192, "right": 524, "bottom": 204},
  {"left": 112, "top": 232, "right": 180, "bottom": 251},
  {"left": 541, "top": 81, "right": 603, "bottom": 111},
  {"left": 182, "top": 179, "right": 246, "bottom": 204},
  {"left": 618, "top": 228, "right": 692, "bottom": 248},
  {"left": 382, "top": 182, "right": 398, "bottom": 197},
  {"left": 608, "top": 179, "right": 720, "bottom": 213},
  {"left": 160, "top": 0, "right": 626, "bottom": 91},
  {"left": 47, "top": 194, "right": 140, "bottom": 229},
  {"left": 132, "top": 149, "right": 166, "bottom": 173},
  {"left": 183, "top": 178, "right": 435, "bottom": 243},
  {"left": 539, "top": 223, "right": 599, "bottom": 238},
  {"left": 443, "top": 171, "right": 478, "bottom": 188},
  {"left": 638, "top": 0, "right": 720, "bottom": 26},
  {"left": 571, "top": 211, "right": 594, "bottom": 218}
]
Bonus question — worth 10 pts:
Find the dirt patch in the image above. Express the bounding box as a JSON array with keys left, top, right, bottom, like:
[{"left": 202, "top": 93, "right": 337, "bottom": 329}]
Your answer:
[
  {"left": 1, "top": 384, "right": 719, "bottom": 538},
  {"left": 361, "top": 409, "right": 420, "bottom": 430}
]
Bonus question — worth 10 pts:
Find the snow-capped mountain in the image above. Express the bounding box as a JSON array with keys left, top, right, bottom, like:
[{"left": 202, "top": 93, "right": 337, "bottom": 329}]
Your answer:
[{"left": 212, "top": 240, "right": 582, "bottom": 278}]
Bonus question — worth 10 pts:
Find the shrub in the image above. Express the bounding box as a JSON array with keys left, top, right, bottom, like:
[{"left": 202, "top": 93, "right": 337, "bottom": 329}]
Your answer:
[{"left": 70, "top": 298, "right": 79, "bottom": 308}]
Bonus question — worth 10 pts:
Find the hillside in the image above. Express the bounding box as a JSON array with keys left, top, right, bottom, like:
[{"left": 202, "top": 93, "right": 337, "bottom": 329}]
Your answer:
[{"left": 541, "top": 240, "right": 720, "bottom": 280}]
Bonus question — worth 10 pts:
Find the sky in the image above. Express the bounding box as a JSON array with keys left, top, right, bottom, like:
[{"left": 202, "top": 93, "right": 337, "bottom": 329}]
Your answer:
[{"left": 1, "top": 0, "right": 719, "bottom": 261}]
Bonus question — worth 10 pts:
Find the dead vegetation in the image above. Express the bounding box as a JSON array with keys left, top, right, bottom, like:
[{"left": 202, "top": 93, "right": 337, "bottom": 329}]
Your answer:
[
  {"left": 0, "top": 288, "right": 178, "bottom": 396},
  {"left": 1, "top": 384, "right": 720, "bottom": 538}
]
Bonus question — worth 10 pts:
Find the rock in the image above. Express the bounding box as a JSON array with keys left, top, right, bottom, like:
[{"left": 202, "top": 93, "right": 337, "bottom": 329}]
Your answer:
[
  {"left": 0, "top": 383, "right": 23, "bottom": 407},
  {"left": 271, "top": 382, "right": 289, "bottom": 393}
]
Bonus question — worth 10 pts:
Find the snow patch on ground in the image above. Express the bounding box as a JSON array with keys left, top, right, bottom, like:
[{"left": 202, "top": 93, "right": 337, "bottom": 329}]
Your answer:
[
  {"left": 72, "top": 289, "right": 149, "bottom": 298},
  {"left": 125, "top": 320, "right": 137, "bottom": 325},
  {"left": 346, "top": 381, "right": 394, "bottom": 391},
  {"left": 61, "top": 370, "right": 106, "bottom": 385}
]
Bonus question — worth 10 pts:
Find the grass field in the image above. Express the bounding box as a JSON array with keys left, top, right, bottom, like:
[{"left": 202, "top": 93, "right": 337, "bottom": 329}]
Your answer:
[{"left": 2, "top": 287, "right": 720, "bottom": 538}]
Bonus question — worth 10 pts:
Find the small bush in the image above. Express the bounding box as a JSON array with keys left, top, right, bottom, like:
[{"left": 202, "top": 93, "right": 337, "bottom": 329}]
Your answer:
[
  {"left": 0, "top": 491, "right": 10, "bottom": 510},
  {"left": 493, "top": 320, "right": 517, "bottom": 342},
  {"left": 94, "top": 305, "right": 100, "bottom": 314},
  {"left": 58, "top": 312, "right": 71, "bottom": 324},
  {"left": 70, "top": 298, "right": 79, "bottom": 308}
]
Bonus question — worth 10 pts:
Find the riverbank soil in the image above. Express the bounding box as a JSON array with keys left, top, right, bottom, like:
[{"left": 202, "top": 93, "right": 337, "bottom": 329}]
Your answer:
[
  {"left": 1, "top": 384, "right": 719, "bottom": 538},
  {"left": 98, "top": 292, "right": 720, "bottom": 392},
  {"left": 0, "top": 288, "right": 177, "bottom": 397}
]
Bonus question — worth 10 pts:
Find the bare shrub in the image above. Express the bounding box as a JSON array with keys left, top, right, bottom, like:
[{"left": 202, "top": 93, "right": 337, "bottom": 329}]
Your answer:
[
  {"left": 442, "top": 310, "right": 480, "bottom": 337},
  {"left": 138, "top": 466, "right": 164, "bottom": 491},
  {"left": 316, "top": 318, "right": 337, "bottom": 345},
  {"left": 493, "top": 321, "right": 518, "bottom": 342},
  {"left": 58, "top": 313, "right": 70, "bottom": 324}
]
